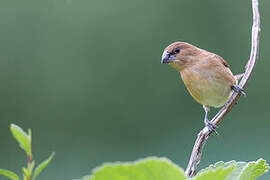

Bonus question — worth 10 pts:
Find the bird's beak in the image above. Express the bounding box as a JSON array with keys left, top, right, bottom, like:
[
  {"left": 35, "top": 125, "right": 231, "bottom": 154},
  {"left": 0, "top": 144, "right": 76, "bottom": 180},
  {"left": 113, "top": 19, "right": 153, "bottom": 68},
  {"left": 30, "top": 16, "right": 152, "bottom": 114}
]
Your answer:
[{"left": 161, "top": 51, "right": 175, "bottom": 64}]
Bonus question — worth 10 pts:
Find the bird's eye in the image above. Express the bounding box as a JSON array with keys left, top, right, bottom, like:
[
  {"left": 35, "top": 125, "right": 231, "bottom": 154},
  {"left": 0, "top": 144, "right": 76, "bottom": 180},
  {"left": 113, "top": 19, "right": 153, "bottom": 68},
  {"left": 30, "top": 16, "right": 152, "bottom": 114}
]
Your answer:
[{"left": 173, "top": 47, "right": 180, "bottom": 54}]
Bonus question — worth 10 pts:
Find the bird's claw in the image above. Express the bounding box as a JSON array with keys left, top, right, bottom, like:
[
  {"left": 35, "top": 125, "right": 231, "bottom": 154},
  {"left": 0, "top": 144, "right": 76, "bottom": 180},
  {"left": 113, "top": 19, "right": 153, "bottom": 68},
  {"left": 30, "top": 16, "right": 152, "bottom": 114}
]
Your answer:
[
  {"left": 232, "top": 85, "right": 246, "bottom": 97},
  {"left": 205, "top": 121, "right": 219, "bottom": 135},
  {"left": 203, "top": 105, "right": 219, "bottom": 135}
]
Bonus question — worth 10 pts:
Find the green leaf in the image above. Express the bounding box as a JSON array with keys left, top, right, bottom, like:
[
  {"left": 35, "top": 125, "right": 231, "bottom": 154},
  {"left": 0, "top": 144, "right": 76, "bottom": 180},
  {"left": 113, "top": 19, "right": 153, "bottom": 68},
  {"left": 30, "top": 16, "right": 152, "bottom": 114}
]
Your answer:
[
  {"left": 29, "top": 161, "right": 35, "bottom": 176},
  {"left": 193, "top": 161, "right": 235, "bottom": 180},
  {"left": 10, "top": 124, "right": 31, "bottom": 156},
  {"left": 239, "top": 158, "right": 269, "bottom": 180},
  {"left": 22, "top": 161, "right": 35, "bottom": 179},
  {"left": 225, "top": 161, "right": 247, "bottom": 180},
  {"left": 0, "top": 169, "right": 20, "bottom": 180},
  {"left": 195, "top": 158, "right": 269, "bottom": 180},
  {"left": 32, "top": 152, "right": 55, "bottom": 180},
  {"left": 80, "top": 158, "right": 269, "bottom": 180},
  {"left": 22, "top": 167, "right": 30, "bottom": 179},
  {"left": 82, "top": 157, "right": 187, "bottom": 180}
]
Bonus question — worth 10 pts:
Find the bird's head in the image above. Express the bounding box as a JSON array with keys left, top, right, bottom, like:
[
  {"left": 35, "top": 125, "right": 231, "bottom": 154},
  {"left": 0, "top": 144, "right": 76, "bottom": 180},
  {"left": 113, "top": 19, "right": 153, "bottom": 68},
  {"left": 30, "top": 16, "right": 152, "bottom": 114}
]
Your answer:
[{"left": 161, "top": 42, "right": 201, "bottom": 71}]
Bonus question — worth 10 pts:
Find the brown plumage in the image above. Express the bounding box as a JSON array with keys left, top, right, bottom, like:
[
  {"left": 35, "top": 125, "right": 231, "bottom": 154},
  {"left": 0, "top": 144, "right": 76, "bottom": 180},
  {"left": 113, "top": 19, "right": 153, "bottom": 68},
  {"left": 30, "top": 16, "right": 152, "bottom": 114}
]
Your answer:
[{"left": 161, "top": 42, "right": 244, "bottom": 132}]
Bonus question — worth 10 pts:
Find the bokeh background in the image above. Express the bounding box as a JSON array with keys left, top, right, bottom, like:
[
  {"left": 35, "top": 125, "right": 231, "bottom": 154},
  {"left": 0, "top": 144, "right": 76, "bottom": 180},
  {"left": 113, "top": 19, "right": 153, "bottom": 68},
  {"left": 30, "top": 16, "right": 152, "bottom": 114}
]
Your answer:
[{"left": 0, "top": 0, "right": 269, "bottom": 179}]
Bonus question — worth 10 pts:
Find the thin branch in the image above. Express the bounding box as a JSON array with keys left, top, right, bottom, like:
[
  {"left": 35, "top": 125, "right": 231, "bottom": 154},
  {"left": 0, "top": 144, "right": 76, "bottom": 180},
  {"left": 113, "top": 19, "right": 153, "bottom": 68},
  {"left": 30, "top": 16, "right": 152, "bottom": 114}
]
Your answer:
[{"left": 185, "top": 0, "right": 261, "bottom": 177}]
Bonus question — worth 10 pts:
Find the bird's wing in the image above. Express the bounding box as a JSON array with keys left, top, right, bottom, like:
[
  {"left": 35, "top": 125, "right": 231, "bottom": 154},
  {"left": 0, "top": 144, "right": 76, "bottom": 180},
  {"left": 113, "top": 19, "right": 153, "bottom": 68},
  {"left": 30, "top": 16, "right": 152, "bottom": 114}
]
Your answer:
[{"left": 213, "top": 54, "right": 230, "bottom": 67}]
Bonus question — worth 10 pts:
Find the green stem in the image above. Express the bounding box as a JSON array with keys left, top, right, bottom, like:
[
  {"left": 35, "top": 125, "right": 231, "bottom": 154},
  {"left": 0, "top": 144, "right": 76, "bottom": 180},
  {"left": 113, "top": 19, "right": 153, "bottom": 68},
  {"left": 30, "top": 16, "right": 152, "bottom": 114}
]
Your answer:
[{"left": 27, "top": 154, "right": 32, "bottom": 180}]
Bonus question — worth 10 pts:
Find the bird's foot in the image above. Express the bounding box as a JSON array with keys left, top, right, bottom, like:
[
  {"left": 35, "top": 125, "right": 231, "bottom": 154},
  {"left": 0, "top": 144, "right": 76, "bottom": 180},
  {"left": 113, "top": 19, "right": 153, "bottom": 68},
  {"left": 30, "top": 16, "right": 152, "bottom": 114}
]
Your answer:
[
  {"left": 232, "top": 85, "right": 246, "bottom": 96},
  {"left": 203, "top": 105, "right": 219, "bottom": 135},
  {"left": 205, "top": 119, "right": 219, "bottom": 135}
]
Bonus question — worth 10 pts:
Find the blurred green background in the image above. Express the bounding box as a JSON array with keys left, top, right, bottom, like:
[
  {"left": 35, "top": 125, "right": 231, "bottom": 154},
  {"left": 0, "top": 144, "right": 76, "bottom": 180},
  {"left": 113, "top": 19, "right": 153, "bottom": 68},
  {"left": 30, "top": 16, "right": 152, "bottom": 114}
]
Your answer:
[{"left": 0, "top": 0, "right": 269, "bottom": 179}]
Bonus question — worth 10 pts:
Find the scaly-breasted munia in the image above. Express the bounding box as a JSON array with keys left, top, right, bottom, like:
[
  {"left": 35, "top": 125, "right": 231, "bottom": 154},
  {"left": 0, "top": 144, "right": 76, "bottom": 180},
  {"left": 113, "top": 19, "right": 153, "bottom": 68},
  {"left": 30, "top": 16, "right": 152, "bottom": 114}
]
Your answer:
[{"left": 161, "top": 42, "right": 245, "bottom": 133}]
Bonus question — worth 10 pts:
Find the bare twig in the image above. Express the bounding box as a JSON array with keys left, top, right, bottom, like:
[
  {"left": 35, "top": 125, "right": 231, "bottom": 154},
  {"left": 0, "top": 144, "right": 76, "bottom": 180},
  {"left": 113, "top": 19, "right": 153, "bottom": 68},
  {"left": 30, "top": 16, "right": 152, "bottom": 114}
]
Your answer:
[{"left": 185, "top": 0, "right": 261, "bottom": 177}]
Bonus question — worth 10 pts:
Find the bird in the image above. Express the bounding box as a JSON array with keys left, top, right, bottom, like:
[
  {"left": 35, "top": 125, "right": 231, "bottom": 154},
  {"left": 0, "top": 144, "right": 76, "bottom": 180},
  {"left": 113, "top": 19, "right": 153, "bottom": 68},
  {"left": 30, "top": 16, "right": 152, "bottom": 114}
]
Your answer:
[{"left": 161, "top": 42, "right": 245, "bottom": 134}]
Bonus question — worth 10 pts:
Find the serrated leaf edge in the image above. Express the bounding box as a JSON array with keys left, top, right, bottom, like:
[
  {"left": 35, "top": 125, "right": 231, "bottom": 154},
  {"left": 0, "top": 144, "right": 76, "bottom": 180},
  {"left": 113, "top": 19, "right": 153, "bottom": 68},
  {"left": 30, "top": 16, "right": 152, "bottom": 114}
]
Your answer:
[
  {"left": 83, "top": 157, "right": 185, "bottom": 180},
  {"left": 197, "top": 160, "right": 237, "bottom": 174},
  {"left": 238, "top": 158, "right": 269, "bottom": 180},
  {"left": 193, "top": 163, "right": 236, "bottom": 180}
]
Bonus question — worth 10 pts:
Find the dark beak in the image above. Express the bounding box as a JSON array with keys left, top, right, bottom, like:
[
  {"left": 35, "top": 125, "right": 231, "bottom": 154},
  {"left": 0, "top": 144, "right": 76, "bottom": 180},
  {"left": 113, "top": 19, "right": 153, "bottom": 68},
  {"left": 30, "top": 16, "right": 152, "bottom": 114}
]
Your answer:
[{"left": 161, "top": 51, "right": 175, "bottom": 64}]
